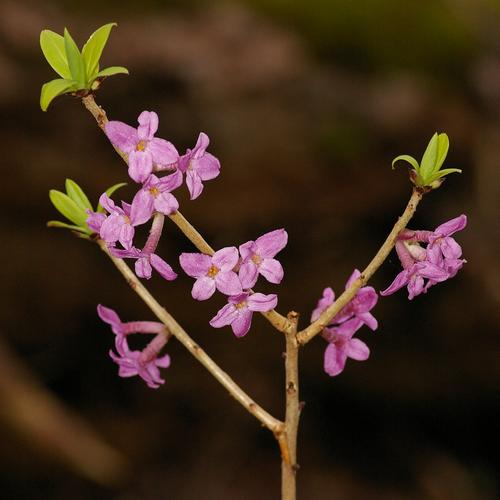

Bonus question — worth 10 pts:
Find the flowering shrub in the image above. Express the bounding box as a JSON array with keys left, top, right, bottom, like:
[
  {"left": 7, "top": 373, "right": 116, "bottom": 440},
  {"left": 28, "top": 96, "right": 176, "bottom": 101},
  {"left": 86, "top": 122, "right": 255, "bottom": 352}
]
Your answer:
[{"left": 41, "top": 23, "right": 467, "bottom": 500}]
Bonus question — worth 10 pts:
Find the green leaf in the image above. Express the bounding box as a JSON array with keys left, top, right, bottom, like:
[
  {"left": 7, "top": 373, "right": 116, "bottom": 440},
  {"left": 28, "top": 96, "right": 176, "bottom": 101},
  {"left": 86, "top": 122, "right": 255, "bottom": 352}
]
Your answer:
[
  {"left": 65, "top": 179, "right": 92, "bottom": 211},
  {"left": 434, "top": 133, "right": 449, "bottom": 171},
  {"left": 434, "top": 168, "right": 462, "bottom": 178},
  {"left": 96, "top": 182, "right": 127, "bottom": 213},
  {"left": 82, "top": 23, "right": 117, "bottom": 80},
  {"left": 392, "top": 154, "right": 420, "bottom": 172},
  {"left": 419, "top": 133, "right": 439, "bottom": 181},
  {"left": 63, "top": 28, "right": 86, "bottom": 85},
  {"left": 94, "top": 66, "right": 129, "bottom": 79},
  {"left": 40, "top": 78, "right": 76, "bottom": 111},
  {"left": 40, "top": 30, "right": 72, "bottom": 79},
  {"left": 49, "top": 189, "right": 88, "bottom": 227},
  {"left": 47, "top": 220, "right": 91, "bottom": 234}
]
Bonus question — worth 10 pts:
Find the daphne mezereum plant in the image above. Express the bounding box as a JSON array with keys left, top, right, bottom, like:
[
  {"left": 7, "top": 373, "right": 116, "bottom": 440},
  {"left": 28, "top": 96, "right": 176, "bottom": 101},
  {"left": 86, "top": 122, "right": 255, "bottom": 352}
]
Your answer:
[{"left": 40, "top": 23, "right": 467, "bottom": 499}]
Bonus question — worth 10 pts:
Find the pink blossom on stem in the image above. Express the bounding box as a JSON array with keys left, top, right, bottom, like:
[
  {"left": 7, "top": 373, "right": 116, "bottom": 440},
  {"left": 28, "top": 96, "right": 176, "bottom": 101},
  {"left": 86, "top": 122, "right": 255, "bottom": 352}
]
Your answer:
[
  {"left": 179, "top": 247, "right": 242, "bottom": 300},
  {"left": 209, "top": 292, "right": 278, "bottom": 337},
  {"left": 97, "top": 305, "right": 171, "bottom": 389},
  {"left": 130, "top": 173, "right": 181, "bottom": 220},
  {"left": 381, "top": 215, "right": 467, "bottom": 299},
  {"left": 238, "top": 229, "right": 288, "bottom": 288},
  {"left": 97, "top": 194, "right": 149, "bottom": 250},
  {"left": 311, "top": 270, "right": 378, "bottom": 331},
  {"left": 322, "top": 318, "right": 370, "bottom": 377},
  {"left": 178, "top": 133, "right": 220, "bottom": 200},
  {"left": 112, "top": 247, "right": 177, "bottom": 281},
  {"left": 105, "top": 111, "right": 179, "bottom": 183}
]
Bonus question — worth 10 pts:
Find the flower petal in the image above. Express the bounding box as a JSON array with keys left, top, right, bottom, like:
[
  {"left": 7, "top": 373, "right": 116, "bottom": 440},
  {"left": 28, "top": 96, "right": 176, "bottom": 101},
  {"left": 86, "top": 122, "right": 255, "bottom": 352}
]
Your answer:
[
  {"left": 151, "top": 254, "right": 177, "bottom": 281},
  {"left": 311, "top": 287, "right": 335, "bottom": 322},
  {"left": 259, "top": 258, "right": 284, "bottom": 284},
  {"left": 324, "top": 343, "right": 347, "bottom": 377},
  {"left": 105, "top": 121, "right": 138, "bottom": 153},
  {"left": 97, "top": 304, "right": 121, "bottom": 330},
  {"left": 239, "top": 261, "right": 259, "bottom": 289},
  {"left": 192, "top": 276, "right": 216, "bottom": 300},
  {"left": 157, "top": 169, "right": 183, "bottom": 192},
  {"left": 215, "top": 271, "right": 242, "bottom": 296},
  {"left": 380, "top": 269, "right": 411, "bottom": 296},
  {"left": 128, "top": 150, "right": 153, "bottom": 183},
  {"left": 149, "top": 138, "right": 179, "bottom": 166},
  {"left": 212, "top": 247, "right": 239, "bottom": 271},
  {"left": 130, "top": 189, "right": 154, "bottom": 225},
  {"left": 255, "top": 229, "right": 288, "bottom": 258},
  {"left": 247, "top": 293, "right": 278, "bottom": 312},
  {"left": 135, "top": 257, "right": 152, "bottom": 279},
  {"left": 154, "top": 192, "right": 179, "bottom": 215},
  {"left": 231, "top": 310, "right": 253, "bottom": 338},
  {"left": 179, "top": 253, "right": 211, "bottom": 277},
  {"left": 196, "top": 152, "right": 220, "bottom": 180},
  {"left": 186, "top": 170, "right": 203, "bottom": 200},
  {"left": 345, "top": 338, "right": 370, "bottom": 361},
  {"left": 210, "top": 303, "right": 239, "bottom": 328},
  {"left": 434, "top": 214, "right": 467, "bottom": 237},
  {"left": 137, "top": 111, "right": 159, "bottom": 141}
]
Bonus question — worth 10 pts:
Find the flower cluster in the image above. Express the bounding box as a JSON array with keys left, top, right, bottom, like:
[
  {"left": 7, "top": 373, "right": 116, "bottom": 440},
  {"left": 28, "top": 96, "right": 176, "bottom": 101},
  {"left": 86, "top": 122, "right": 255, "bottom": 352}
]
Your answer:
[
  {"left": 97, "top": 304, "right": 171, "bottom": 388},
  {"left": 86, "top": 111, "right": 221, "bottom": 280},
  {"left": 311, "top": 270, "right": 378, "bottom": 376},
  {"left": 381, "top": 215, "right": 467, "bottom": 299},
  {"left": 180, "top": 229, "right": 288, "bottom": 337}
]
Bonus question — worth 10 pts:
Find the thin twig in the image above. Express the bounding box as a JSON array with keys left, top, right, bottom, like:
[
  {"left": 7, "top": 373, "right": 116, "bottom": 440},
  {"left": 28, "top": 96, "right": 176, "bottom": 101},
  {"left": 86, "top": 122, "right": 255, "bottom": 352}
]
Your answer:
[
  {"left": 82, "top": 94, "right": 291, "bottom": 333},
  {"left": 98, "top": 239, "right": 284, "bottom": 435},
  {"left": 281, "top": 312, "right": 300, "bottom": 500},
  {"left": 297, "top": 189, "right": 423, "bottom": 345}
]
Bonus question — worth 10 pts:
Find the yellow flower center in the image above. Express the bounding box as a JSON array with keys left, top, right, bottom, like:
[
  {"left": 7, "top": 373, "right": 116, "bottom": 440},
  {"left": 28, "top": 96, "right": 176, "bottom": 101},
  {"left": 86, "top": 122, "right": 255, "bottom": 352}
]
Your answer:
[
  {"left": 251, "top": 254, "right": 262, "bottom": 265},
  {"left": 123, "top": 215, "right": 131, "bottom": 224},
  {"left": 235, "top": 301, "right": 246, "bottom": 309},
  {"left": 207, "top": 265, "right": 219, "bottom": 278},
  {"left": 136, "top": 140, "right": 147, "bottom": 152},
  {"left": 150, "top": 186, "right": 159, "bottom": 197}
]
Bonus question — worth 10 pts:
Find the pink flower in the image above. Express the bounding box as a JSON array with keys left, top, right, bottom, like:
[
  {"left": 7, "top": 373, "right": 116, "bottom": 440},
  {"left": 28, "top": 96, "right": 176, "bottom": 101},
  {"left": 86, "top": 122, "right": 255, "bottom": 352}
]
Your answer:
[
  {"left": 179, "top": 247, "right": 242, "bottom": 300},
  {"left": 97, "top": 305, "right": 171, "bottom": 389},
  {"left": 209, "top": 292, "right": 278, "bottom": 337},
  {"left": 112, "top": 247, "right": 177, "bottom": 281},
  {"left": 311, "top": 270, "right": 378, "bottom": 331},
  {"left": 97, "top": 194, "right": 150, "bottom": 250},
  {"left": 178, "top": 133, "right": 220, "bottom": 200},
  {"left": 322, "top": 319, "right": 370, "bottom": 377},
  {"left": 238, "top": 229, "right": 288, "bottom": 289},
  {"left": 311, "top": 269, "right": 377, "bottom": 376},
  {"left": 381, "top": 215, "right": 467, "bottom": 299},
  {"left": 130, "top": 172, "right": 181, "bottom": 220},
  {"left": 105, "top": 111, "right": 179, "bottom": 183}
]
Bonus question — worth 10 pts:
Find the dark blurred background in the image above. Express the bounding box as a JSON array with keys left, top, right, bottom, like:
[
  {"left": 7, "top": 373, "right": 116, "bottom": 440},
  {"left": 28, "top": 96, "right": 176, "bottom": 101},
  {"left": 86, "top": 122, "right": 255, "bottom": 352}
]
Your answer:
[{"left": 1, "top": 0, "right": 499, "bottom": 498}]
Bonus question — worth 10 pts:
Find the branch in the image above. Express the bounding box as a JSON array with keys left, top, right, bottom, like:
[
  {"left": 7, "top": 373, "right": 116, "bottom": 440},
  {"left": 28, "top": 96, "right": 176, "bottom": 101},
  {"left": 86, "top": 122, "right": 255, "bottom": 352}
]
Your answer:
[
  {"left": 280, "top": 312, "right": 301, "bottom": 500},
  {"left": 296, "top": 188, "right": 423, "bottom": 345},
  {"left": 82, "top": 95, "right": 291, "bottom": 333},
  {"left": 97, "top": 239, "right": 284, "bottom": 435}
]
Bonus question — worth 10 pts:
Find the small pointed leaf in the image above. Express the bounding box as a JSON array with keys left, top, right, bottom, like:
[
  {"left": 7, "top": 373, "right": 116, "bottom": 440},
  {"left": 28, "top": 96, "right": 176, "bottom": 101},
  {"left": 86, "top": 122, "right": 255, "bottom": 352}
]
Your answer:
[
  {"left": 40, "top": 30, "right": 72, "bottom": 79},
  {"left": 49, "top": 190, "right": 88, "bottom": 227},
  {"left": 96, "top": 182, "right": 127, "bottom": 213},
  {"left": 82, "top": 23, "right": 117, "bottom": 80},
  {"left": 40, "top": 78, "right": 76, "bottom": 111},
  {"left": 434, "top": 168, "right": 462, "bottom": 178},
  {"left": 392, "top": 154, "right": 420, "bottom": 172},
  {"left": 434, "top": 133, "right": 449, "bottom": 171},
  {"left": 63, "top": 28, "right": 86, "bottom": 85},
  {"left": 65, "top": 179, "right": 93, "bottom": 211},
  {"left": 47, "top": 220, "right": 91, "bottom": 234},
  {"left": 419, "top": 133, "right": 439, "bottom": 181},
  {"left": 94, "top": 66, "right": 129, "bottom": 79}
]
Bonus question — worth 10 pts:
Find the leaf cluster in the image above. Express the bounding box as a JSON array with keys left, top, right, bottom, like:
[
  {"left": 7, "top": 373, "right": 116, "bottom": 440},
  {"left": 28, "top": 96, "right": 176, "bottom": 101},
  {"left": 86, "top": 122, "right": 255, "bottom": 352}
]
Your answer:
[
  {"left": 40, "top": 23, "right": 128, "bottom": 111},
  {"left": 392, "top": 133, "right": 461, "bottom": 188},
  {"left": 49, "top": 179, "right": 126, "bottom": 237}
]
